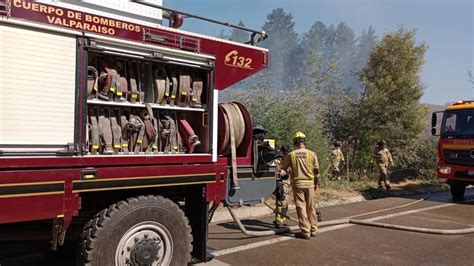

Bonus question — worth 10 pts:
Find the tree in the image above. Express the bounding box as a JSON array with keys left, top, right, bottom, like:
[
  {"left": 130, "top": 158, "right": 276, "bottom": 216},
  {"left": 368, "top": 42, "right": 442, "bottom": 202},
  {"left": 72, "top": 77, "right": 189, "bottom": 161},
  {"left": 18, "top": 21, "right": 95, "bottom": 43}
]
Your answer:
[
  {"left": 352, "top": 26, "right": 377, "bottom": 92},
  {"left": 357, "top": 27, "right": 428, "bottom": 168},
  {"left": 226, "top": 85, "right": 331, "bottom": 173},
  {"left": 260, "top": 8, "right": 299, "bottom": 90},
  {"left": 229, "top": 21, "right": 249, "bottom": 43},
  {"left": 322, "top": 26, "right": 376, "bottom": 163},
  {"left": 356, "top": 26, "right": 377, "bottom": 68},
  {"left": 324, "top": 88, "right": 360, "bottom": 142},
  {"left": 217, "top": 29, "right": 229, "bottom": 40},
  {"left": 299, "top": 21, "right": 331, "bottom": 90},
  {"left": 301, "top": 21, "right": 328, "bottom": 56},
  {"left": 333, "top": 22, "right": 357, "bottom": 90},
  {"left": 300, "top": 22, "right": 359, "bottom": 95}
]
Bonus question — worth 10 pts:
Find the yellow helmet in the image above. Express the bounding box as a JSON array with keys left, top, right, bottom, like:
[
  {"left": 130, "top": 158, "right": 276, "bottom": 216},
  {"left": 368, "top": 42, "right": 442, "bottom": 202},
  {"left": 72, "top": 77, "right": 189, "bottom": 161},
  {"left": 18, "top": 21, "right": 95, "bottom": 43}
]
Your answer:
[{"left": 293, "top": 131, "right": 306, "bottom": 143}]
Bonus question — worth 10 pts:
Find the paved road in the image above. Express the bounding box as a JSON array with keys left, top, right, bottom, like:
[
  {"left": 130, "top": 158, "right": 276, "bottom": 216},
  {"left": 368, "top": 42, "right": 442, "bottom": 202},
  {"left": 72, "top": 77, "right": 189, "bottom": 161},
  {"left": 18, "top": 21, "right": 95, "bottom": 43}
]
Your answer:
[
  {"left": 207, "top": 189, "right": 474, "bottom": 265},
  {"left": 0, "top": 189, "right": 472, "bottom": 265}
]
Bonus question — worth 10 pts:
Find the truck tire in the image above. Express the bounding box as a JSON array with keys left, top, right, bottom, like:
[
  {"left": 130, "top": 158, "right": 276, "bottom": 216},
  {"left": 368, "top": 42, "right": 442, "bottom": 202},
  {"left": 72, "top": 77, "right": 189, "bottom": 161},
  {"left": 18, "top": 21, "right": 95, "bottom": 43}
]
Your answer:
[
  {"left": 78, "top": 195, "right": 192, "bottom": 266},
  {"left": 450, "top": 181, "right": 466, "bottom": 201}
]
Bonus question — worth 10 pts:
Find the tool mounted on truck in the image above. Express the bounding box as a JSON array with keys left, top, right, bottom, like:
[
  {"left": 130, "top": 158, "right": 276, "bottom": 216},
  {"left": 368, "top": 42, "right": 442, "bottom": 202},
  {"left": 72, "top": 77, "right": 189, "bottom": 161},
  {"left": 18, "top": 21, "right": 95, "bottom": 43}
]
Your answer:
[{"left": 0, "top": 0, "right": 275, "bottom": 264}]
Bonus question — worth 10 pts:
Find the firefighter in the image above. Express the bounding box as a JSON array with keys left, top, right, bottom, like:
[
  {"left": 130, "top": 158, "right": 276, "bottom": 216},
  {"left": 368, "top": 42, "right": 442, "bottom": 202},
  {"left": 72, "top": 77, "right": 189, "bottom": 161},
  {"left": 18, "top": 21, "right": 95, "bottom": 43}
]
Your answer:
[
  {"left": 372, "top": 140, "right": 394, "bottom": 190},
  {"left": 273, "top": 145, "right": 291, "bottom": 229},
  {"left": 282, "top": 131, "right": 320, "bottom": 240},
  {"left": 329, "top": 140, "right": 345, "bottom": 181}
]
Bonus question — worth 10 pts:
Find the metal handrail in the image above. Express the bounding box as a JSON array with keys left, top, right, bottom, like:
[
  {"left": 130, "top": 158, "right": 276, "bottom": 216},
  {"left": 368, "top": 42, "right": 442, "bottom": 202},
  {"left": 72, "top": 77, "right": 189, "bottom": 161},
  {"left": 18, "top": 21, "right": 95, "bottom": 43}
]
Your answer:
[
  {"left": 131, "top": 0, "right": 268, "bottom": 45},
  {"left": 0, "top": 0, "right": 10, "bottom": 16}
]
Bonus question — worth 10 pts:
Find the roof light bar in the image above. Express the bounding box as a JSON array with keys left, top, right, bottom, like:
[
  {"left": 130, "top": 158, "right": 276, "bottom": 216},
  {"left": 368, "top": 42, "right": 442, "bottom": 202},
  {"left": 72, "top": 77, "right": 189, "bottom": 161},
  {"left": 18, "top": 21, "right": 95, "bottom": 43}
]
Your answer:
[{"left": 452, "top": 100, "right": 474, "bottom": 105}]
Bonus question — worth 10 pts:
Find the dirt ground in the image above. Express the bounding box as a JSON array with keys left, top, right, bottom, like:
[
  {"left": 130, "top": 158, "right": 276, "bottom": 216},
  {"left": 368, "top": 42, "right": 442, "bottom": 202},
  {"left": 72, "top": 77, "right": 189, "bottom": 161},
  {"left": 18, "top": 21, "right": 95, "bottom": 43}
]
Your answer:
[{"left": 268, "top": 179, "right": 449, "bottom": 207}]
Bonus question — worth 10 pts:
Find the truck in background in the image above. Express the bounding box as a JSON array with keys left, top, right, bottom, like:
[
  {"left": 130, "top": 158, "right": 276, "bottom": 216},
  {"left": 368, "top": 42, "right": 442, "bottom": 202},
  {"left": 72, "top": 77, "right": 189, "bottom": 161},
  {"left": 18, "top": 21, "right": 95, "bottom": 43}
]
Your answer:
[{"left": 432, "top": 100, "right": 474, "bottom": 200}]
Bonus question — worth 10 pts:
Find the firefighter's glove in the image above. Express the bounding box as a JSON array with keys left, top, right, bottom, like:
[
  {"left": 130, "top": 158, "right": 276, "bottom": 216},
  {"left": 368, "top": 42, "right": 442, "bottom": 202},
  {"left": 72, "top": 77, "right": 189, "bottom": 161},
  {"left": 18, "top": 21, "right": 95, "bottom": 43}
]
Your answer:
[{"left": 314, "top": 175, "right": 321, "bottom": 191}]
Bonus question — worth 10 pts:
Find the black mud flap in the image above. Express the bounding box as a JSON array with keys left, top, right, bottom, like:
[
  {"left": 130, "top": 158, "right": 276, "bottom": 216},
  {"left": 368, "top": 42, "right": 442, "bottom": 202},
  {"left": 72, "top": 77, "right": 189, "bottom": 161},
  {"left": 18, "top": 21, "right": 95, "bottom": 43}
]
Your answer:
[{"left": 225, "top": 166, "right": 276, "bottom": 206}]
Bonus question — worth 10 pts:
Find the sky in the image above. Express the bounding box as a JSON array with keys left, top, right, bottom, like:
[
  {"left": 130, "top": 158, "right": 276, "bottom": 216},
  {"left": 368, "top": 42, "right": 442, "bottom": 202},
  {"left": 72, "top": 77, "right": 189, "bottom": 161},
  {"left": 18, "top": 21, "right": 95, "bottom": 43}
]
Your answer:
[{"left": 168, "top": 0, "right": 473, "bottom": 105}]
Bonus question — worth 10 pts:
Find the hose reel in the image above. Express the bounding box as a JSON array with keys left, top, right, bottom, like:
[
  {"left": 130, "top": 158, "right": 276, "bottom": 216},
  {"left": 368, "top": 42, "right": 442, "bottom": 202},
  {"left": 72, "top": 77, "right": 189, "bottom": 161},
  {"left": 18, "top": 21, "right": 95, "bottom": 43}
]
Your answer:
[{"left": 218, "top": 102, "right": 252, "bottom": 190}]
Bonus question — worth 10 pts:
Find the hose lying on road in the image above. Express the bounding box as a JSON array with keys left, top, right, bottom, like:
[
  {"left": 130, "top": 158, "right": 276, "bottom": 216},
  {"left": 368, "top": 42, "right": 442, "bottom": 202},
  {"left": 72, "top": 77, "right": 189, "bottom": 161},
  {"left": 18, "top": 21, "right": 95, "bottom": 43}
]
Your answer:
[
  {"left": 349, "top": 219, "right": 474, "bottom": 235},
  {"left": 321, "top": 192, "right": 434, "bottom": 226},
  {"left": 265, "top": 193, "right": 432, "bottom": 226},
  {"left": 230, "top": 193, "right": 474, "bottom": 236},
  {"left": 227, "top": 207, "right": 299, "bottom": 236},
  {"left": 346, "top": 196, "right": 474, "bottom": 235}
]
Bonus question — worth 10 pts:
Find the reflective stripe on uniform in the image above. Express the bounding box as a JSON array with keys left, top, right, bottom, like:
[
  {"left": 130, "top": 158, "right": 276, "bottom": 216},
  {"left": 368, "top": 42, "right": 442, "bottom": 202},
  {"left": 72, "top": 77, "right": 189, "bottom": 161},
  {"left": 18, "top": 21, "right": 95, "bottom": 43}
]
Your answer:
[
  {"left": 290, "top": 152, "right": 297, "bottom": 176},
  {"left": 290, "top": 150, "right": 315, "bottom": 184},
  {"left": 307, "top": 151, "right": 314, "bottom": 176}
]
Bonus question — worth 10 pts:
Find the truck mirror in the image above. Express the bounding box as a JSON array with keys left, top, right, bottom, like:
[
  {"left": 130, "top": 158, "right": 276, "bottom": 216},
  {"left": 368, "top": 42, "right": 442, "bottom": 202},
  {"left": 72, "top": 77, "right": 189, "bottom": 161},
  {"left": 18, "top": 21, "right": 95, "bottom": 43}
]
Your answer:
[{"left": 431, "top": 111, "right": 443, "bottom": 136}]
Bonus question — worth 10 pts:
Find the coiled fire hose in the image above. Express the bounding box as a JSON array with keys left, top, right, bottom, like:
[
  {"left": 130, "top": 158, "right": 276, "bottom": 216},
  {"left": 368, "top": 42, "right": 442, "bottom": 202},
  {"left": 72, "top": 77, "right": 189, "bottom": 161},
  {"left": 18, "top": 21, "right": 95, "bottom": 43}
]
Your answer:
[
  {"left": 219, "top": 103, "right": 247, "bottom": 190},
  {"left": 227, "top": 193, "right": 474, "bottom": 236}
]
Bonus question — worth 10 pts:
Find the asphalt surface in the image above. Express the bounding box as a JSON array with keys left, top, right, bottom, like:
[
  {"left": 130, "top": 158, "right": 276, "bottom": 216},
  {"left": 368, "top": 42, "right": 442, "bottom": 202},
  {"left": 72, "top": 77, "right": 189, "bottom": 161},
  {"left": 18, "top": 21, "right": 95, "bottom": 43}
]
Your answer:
[
  {"left": 0, "top": 189, "right": 472, "bottom": 265},
  {"left": 208, "top": 189, "right": 474, "bottom": 266}
]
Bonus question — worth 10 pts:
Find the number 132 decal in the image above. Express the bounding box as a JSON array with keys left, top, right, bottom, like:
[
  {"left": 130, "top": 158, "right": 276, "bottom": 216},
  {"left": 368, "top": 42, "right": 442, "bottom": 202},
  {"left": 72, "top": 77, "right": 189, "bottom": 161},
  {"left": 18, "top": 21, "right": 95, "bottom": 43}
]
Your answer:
[{"left": 224, "top": 50, "right": 253, "bottom": 70}]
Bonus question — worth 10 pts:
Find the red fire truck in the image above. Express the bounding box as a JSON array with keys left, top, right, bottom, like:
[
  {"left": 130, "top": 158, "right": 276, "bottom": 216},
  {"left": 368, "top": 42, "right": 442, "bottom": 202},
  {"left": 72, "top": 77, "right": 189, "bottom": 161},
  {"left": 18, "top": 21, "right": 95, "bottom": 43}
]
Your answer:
[
  {"left": 432, "top": 100, "right": 474, "bottom": 201},
  {"left": 0, "top": 0, "right": 274, "bottom": 264}
]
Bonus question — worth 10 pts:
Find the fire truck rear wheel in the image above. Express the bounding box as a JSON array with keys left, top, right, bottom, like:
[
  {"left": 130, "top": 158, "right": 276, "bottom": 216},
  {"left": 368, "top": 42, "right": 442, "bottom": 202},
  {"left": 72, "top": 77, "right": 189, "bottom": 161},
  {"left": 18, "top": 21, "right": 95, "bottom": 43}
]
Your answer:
[
  {"left": 78, "top": 195, "right": 193, "bottom": 266},
  {"left": 450, "top": 181, "right": 466, "bottom": 201}
]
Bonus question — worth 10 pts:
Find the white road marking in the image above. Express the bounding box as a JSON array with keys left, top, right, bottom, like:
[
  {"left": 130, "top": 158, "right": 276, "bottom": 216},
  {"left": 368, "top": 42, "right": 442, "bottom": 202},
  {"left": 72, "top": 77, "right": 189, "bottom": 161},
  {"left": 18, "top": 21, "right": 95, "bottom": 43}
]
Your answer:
[
  {"left": 211, "top": 223, "right": 353, "bottom": 257},
  {"left": 212, "top": 202, "right": 457, "bottom": 257},
  {"left": 194, "top": 258, "right": 231, "bottom": 266},
  {"left": 363, "top": 202, "right": 455, "bottom": 222},
  {"left": 211, "top": 236, "right": 293, "bottom": 257}
]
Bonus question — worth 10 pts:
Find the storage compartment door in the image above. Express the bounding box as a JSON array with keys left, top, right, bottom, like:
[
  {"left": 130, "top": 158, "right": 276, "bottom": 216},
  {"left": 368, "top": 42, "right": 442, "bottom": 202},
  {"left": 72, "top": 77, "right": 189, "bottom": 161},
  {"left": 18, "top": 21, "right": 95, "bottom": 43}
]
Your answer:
[{"left": 0, "top": 24, "right": 77, "bottom": 152}]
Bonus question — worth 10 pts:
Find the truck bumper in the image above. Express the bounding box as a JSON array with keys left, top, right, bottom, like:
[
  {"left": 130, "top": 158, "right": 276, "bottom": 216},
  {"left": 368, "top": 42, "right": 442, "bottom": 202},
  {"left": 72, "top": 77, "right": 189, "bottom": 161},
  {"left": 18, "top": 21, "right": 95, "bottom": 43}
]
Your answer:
[{"left": 438, "top": 162, "right": 474, "bottom": 184}]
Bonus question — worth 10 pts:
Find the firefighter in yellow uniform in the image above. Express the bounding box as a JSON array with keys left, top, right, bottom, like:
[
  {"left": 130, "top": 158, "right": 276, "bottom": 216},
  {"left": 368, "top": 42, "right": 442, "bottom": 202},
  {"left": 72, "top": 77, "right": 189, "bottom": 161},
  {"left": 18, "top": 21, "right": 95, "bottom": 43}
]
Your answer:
[
  {"left": 273, "top": 145, "right": 291, "bottom": 228},
  {"left": 372, "top": 140, "right": 394, "bottom": 190},
  {"left": 329, "top": 141, "right": 345, "bottom": 181},
  {"left": 283, "top": 131, "right": 320, "bottom": 240}
]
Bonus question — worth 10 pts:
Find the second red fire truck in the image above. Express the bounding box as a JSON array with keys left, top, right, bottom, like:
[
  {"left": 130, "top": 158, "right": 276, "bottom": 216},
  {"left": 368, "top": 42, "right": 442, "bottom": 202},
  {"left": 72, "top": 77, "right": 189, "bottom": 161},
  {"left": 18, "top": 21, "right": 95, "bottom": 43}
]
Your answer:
[{"left": 432, "top": 100, "right": 474, "bottom": 201}]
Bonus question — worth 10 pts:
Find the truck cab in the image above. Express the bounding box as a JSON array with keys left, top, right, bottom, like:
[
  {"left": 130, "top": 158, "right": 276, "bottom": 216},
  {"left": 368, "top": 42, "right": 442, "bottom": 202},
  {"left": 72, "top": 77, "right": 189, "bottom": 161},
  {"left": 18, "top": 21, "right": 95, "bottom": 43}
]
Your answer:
[{"left": 432, "top": 100, "right": 474, "bottom": 200}]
